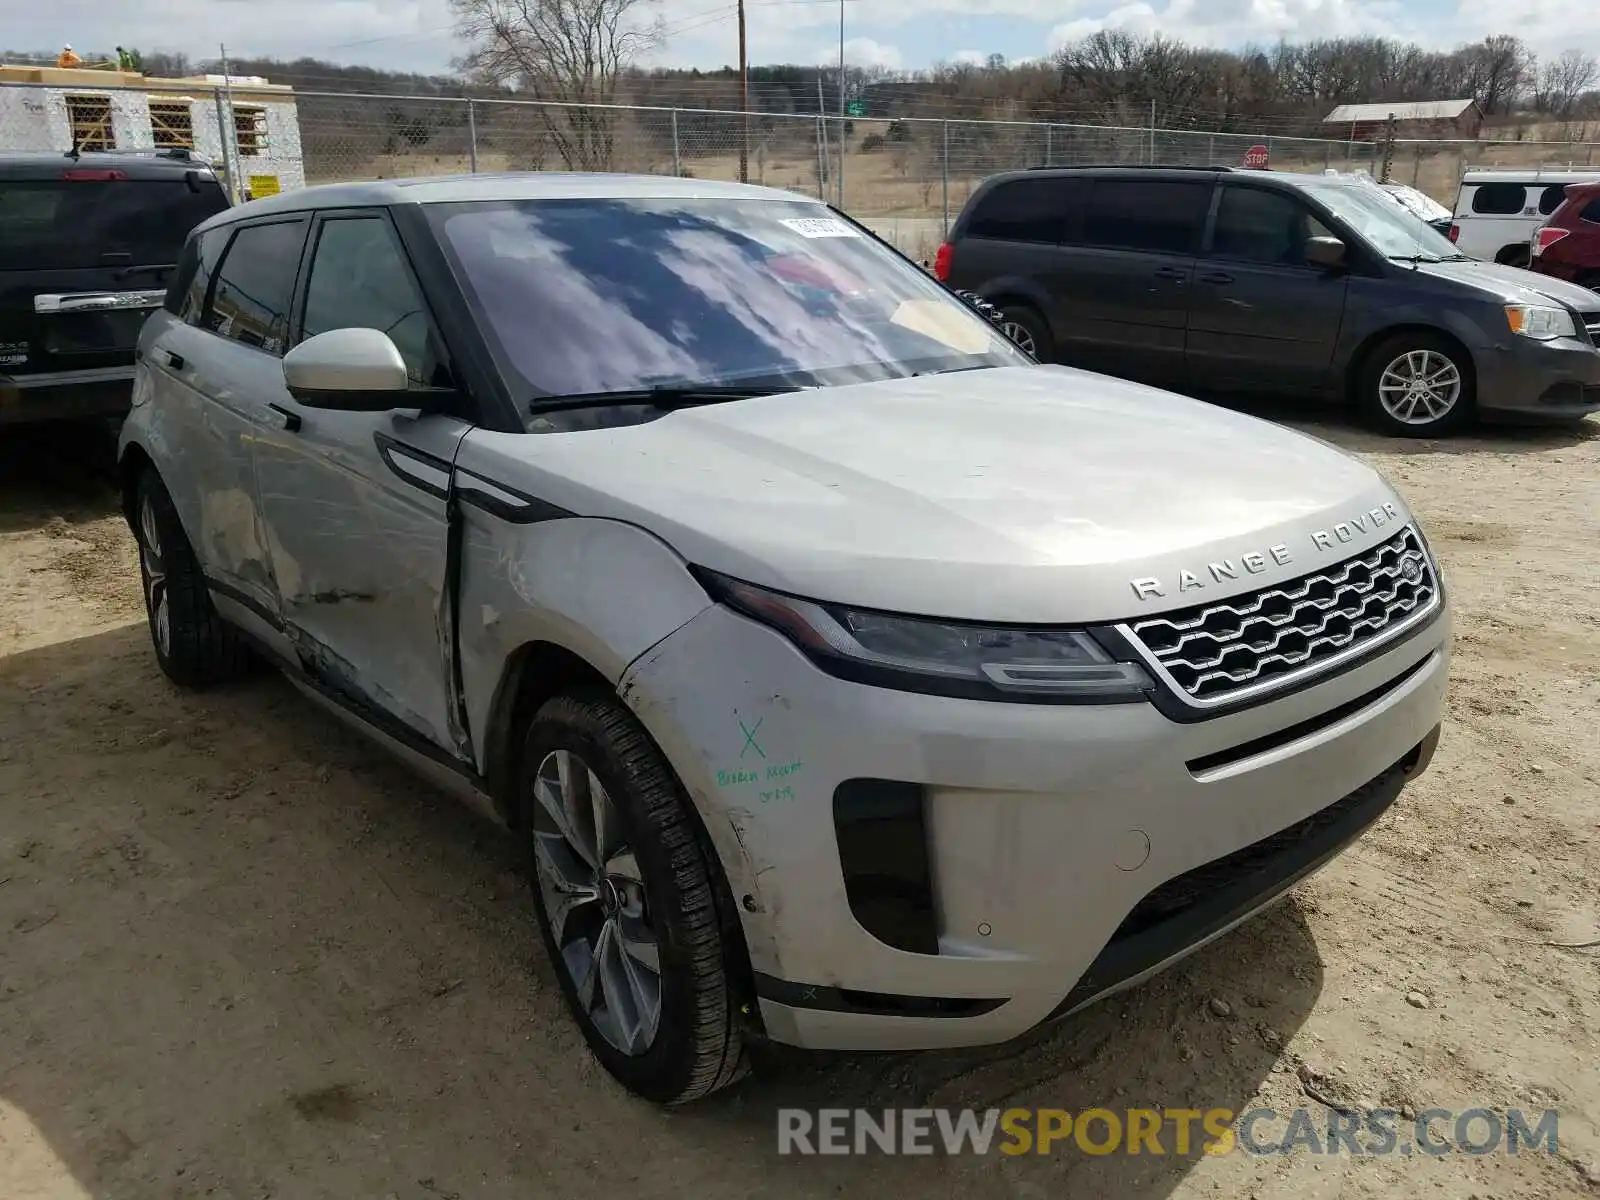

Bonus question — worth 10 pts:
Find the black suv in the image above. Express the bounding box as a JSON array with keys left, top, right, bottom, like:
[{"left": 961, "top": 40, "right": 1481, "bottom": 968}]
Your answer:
[
  {"left": 937, "top": 165, "right": 1600, "bottom": 436},
  {"left": 1, "top": 151, "right": 229, "bottom": 427}
]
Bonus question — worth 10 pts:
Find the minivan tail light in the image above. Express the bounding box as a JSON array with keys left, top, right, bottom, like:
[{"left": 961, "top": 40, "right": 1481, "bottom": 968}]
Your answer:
[
  {"left": 1533, "top": 227, "right": 1570, "bottom": 257},
  {"left": 62, "top": 168, "right": 127, "bottom": 181},
  {"left": 1448, "top": 223, "right": 1460, "bottom": 243},
  {"left": 933, "top": 242, "right": 953, "bottom": 282}
]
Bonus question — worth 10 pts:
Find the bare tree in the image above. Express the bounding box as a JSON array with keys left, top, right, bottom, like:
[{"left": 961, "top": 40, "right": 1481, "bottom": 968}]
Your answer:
[
  {"left": 1534, "top": 49, "right": 1598, "bottom": 116},
  {"left": 451, "top": 0, "right": 663, "bottom": 170}
]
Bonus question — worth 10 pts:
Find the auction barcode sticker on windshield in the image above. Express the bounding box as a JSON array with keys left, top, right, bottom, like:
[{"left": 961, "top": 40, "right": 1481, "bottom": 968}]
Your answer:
[{"left": 780, "top": 217, "right": 860, "bottom": 238}]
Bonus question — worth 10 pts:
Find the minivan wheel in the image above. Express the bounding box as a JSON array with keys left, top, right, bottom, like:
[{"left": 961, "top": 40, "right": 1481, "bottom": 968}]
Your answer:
[
  {"left": 521, "top": 691, "right": 747, "bottom": 1105},
  {"left": 998, "top": 304, "right": 1051, "bottom": 361},
  {"left": 1357, "top": 333, "right": 1474, "bottom": 437},
  {"left": 133, "top": 468, "right": 253, "bottom": 687}
]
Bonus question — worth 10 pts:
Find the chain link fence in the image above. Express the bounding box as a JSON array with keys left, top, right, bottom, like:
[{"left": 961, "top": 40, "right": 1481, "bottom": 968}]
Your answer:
[{"left": 12, "top": 78, "right": 1600, "bottom": 261}]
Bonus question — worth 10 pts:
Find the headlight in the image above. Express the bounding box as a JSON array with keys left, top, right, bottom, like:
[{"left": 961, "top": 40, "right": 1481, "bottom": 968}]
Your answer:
[
  {"left": 1505, "top": 304, "right": 1576, "bottom": 340},
  {"left": 700, "top": 570, "right": 1153, "bottom": 703}
]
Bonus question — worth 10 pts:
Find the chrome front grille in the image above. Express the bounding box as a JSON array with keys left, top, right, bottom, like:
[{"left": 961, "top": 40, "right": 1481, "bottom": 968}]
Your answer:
[
  {"left": 1124, "top": 527, "right": 1438, "bottom": 705},
  {"left": 1578, "top": 310, "right": 1600, "bottom": 343}
]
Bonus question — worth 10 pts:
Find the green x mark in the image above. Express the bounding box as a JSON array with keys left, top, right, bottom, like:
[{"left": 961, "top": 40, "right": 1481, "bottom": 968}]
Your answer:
[{"left": 738, "top": 716, "right": 765, "bottom": 760}]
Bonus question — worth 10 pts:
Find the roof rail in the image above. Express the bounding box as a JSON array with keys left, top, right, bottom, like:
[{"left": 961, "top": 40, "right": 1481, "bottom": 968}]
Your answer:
[{"left": 1025, "top": 163, "right": 1235, "bottom": 173}]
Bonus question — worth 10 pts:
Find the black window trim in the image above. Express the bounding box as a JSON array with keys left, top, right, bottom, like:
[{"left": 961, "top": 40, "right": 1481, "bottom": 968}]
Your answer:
[
  {"left": 195, "top": 213, "right": 312, "bottom": 356},
  {"left": 288, "top": 206, "right": 477, "bottom": 424}
]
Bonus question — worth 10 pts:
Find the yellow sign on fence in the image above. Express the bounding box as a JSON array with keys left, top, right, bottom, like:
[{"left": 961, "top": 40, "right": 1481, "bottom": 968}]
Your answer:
[{"left": 247, "top": 174, "right": 281, "bottom": 199}]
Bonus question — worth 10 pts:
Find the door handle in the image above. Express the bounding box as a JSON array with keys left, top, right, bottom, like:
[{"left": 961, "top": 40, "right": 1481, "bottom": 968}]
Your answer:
[
  {"left": 1153, "top": 266, "right": 1188, "bottom": 280},
  {"left": 1198, "top": 271, "right": 1236, "bottom": 284},
  {"left": 157, "top": 348, "right": 185, "bottom": 370},
  {"left": 267, "top": 402, "right": 303, "bottom": 433}
]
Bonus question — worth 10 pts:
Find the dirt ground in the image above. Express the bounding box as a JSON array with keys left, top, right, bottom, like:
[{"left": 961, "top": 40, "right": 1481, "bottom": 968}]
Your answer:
[{"left": 1, "top": 409, "right": 1598, "bottom": 1200}]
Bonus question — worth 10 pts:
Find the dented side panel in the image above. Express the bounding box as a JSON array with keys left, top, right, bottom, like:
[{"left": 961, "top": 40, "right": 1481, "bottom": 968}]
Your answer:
[
  {"left": 453, "top": 503, "right": 715, "bottom": 772},
  {"left": 251, "top": 410, "right": 474, "bottom": 756},
  {"left": 133, "top": 311, "right": 281, "bottom": 621}
]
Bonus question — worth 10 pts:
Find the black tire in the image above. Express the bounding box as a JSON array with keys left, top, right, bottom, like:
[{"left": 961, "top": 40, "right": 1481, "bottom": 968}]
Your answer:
[
  {"left": 521, "top": 690, "right": 747, "bottom": 1105},
  {"left": 998, "top": 304, "right": 1052, "bottom": 361},
  {"left": 1355, "top": 332, "right": 1475, "bottom": 438},
  {"left": 1496, "top": 245, "right": 1530, "bottom": 270},
  {"left": 133, "top": 468, "right": 253, "bottom": 687}
]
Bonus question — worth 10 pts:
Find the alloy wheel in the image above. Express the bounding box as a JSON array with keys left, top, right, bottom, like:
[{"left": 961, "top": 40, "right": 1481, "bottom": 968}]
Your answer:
[
  {"left": 1001, "top": 320, "right": 1037, "bottom": 357},
  {"left": 1377, "top": 349, "right": 1461, "bottom": 426},
  {"left": 530, "top": 748, "right": 663, "bottom": 1057},
  {"left": 138, "top": 494, "right": 171, "bottom": 659}
]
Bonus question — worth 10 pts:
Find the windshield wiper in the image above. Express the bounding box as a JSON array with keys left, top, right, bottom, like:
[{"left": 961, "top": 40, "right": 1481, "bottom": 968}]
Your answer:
[
  {"left": 1389, "top": 254, "right": 1445, "bottom": 265},
  {"left": 529, "top": 383, "right": 802, "bottom": 413}
]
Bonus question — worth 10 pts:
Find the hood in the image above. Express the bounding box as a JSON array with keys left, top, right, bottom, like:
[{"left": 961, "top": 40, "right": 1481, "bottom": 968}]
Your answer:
[
  {"left": 1417, "top": 258, "right": 1600, "bottom": 310},
  {"left": 465, "top": 366, "right": 1409, "bottom": 624}
]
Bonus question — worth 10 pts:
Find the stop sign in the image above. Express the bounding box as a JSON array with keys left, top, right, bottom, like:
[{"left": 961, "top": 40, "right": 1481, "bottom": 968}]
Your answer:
[{"left": 1242, "top": 144, "right": 1269, "bottom": 170}]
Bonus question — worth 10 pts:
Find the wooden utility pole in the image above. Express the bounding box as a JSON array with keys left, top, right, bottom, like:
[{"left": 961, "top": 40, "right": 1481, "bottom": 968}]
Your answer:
[
  {"left": 737, "top": 0, "right": 749, "bottom": 182},
  {"left": 1380, "top": 111, "right": 1397, "bottom": 183}
]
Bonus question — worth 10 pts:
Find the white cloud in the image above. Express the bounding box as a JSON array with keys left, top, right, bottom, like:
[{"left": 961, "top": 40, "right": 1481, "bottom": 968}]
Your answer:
[
  {"left": 949, "top": 49, "right": 990, "bottom": 65},
  {"left": 1047, "top": 0, "right": 1406, "bottom": 52},
  {"left": 809, "top": 35, "right": 904, "bottom": 68}
]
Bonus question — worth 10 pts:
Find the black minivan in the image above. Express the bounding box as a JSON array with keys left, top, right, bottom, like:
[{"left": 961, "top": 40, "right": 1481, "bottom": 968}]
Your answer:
[
  {"left": 0, "top": 151, "right": 228, "bottom": 427},
  {"left": 938, "top": 165, "right": 1600, "bottom": 436}
]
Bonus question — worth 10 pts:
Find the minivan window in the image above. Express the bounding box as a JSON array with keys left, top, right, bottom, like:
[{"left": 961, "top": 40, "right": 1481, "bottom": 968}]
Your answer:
[
  {"left": 301, "top": 216, "right": 442, "bottom": 387},
  {"left": 1211, "top": 188, "right": 1331, "bottom": 265},
  {"left": 429, "top": 197, "right": 1029, "bottom": 414},
  {"left": 965, "top": 178, "right": 1079, "bottom": 244},
  {"left": 1539, "top": 185, "right": 1568, "bottom": 215},
  {"left": 1301, "top": 180, "right": 1462, "bottom": 261},
  {"left": 1469, "top": 183, "right": 1528, "bottom": 215},
  {"left": 1080, "top": 180, "right": 1211, "bottom": 254},
  {"left": 1582, "top": 196, "right": 1600, "bottom": 223},
  {"left": 0, "top": 178, "right": 226, "bottom": 272},
  {"left": 203, "top": 219, "right": 308, "bottom": 355}
]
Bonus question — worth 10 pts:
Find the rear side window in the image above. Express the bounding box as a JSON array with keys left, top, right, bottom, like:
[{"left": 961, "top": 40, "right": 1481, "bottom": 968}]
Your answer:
[
  {"left": 300, "top": 216, "right": 446, "bottom": 388},
  {"left": 1081, "top": 179, "right": 1211, "bottom": 254},
  {"left": 1469, "top": 183, "right": 1528, "bottom": 215},
  {"left": 1582, "top": 197, "right": 1600, "bottom": 223},
  {"left": 175, "top": 228, "right": 228, "bottom": 323},
  {"left": 203, "top": 219, "right": 308, "bottom": 355},
  {"left": 964, "top": 178, "right": 1080, "bottom": 244},
  {"left": 1539, "top": 185, "right": 1568, "bottom": 215},
  {"left": 0, "top": 177, "right": 227, "bottom": 271}
]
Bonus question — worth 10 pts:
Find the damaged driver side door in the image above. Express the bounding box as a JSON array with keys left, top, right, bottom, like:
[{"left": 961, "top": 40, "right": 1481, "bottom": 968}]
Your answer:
[{"left": 250, "top": 209, "right": 473, "bottom": 759}]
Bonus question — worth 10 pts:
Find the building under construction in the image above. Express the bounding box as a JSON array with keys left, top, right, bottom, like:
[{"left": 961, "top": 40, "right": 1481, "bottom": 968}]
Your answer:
[{"left": 0, "top": 61, "right": 305, "bottom": 197}]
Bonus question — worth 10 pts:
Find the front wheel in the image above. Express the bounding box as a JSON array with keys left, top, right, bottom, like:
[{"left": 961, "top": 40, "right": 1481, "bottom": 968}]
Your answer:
[
  {"left": 521, "top": 690, "right": 748, "bottom": 1104},
  {"left": 1356, "top": 333, "right": 1475, "bottom": 438}
]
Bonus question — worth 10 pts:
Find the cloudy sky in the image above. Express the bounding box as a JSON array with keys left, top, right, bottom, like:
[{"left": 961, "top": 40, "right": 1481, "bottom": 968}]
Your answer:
[{"left": 7, "top": 0, "right": 1594, "bottom": 78}]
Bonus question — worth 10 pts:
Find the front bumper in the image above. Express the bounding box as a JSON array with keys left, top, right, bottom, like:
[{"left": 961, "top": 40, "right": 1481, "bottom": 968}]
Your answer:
[
  {"left": 0, "top": 365, "right": 135, "bottom": 427},
  {"left": 619, "top": 591, "right": 1451, "bottom": 1052},
  {"left": 1476, "top": 334, "right": 1600, "bottom": 420}
]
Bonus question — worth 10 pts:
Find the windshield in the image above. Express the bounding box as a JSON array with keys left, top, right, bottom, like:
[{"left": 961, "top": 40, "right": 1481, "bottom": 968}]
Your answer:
[
  {"left": 1301, "top": 180, "right": 1462, "bottom": 261},
  {"left": 426, "top": 196, "right": 1028, "bottom": 417},
  {"left": 1384, "top": 184, "right": 1450, "bottom": 223}
]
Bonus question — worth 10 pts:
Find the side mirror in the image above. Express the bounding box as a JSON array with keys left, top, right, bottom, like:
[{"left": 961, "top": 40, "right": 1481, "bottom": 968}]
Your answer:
[
  {"left": 1305, "top": 235, "right": 1348, "bottom": 270},
  {"left": 283, "top": 328, "right": 411, "bottom": 410}
]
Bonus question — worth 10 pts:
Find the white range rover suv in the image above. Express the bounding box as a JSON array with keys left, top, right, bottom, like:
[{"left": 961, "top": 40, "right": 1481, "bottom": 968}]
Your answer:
[{"left": 119, "top": 173, "right": 1450, "bottom": 1104}]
